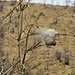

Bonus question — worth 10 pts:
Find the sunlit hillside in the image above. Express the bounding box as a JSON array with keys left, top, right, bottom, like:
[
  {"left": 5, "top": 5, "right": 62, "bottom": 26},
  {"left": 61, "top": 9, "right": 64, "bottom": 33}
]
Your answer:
[{"left": 0, "top": 1, "right": 75, "bottom": 75}]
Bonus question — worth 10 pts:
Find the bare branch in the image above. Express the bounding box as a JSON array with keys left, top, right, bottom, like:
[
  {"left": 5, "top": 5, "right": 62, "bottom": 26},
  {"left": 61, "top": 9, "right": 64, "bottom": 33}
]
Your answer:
[
  {"left": 0, "top": 16, "right": 18, "bottom": 29},
  {"left": 27, "top": 41, "right": 42, "bottom": 53},
  {"left": 3, "top": 1, "right": 22, "bottom": 20},
  {"left": 2, "top": 60, "right": 20, "bottom": 75},
  {"left": 0, "top": 66, "right": 3, "bottom": 75},
  {"left": 22, "top": 24, "right": 34, "bottom": 64},
  {"left": 24, "top": 14, "right": 30, "bottom": 26},
  {"left": 8, "top": 32, "right": 18, "bottom": 40}
]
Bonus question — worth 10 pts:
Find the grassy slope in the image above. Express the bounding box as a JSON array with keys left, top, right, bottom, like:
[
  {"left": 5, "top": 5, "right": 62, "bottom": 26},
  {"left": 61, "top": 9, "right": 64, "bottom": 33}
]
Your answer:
[{"left": 0, "top": 2, "right": 75, "bottom": 75}]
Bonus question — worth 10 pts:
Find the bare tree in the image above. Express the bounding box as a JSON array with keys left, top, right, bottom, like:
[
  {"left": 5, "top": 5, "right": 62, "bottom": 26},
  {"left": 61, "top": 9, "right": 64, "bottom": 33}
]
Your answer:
[
  {"left": 65, "top": 0, "right": 71, "bottom": 6},
  {"left": 0, "top": 1, "right": 42, "bottom": 75},
  {"left": 0, "top": 0, "right": 60, "bottom": 75},
  {"left": 73, "top": 0, "right": 75, "bottom": 6}
]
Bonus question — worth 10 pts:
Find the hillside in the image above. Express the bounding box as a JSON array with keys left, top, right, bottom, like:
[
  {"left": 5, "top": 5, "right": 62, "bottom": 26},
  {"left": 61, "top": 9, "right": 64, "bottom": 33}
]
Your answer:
[{"left": 0, "top": 1, "right": 75, "bottom": 75}]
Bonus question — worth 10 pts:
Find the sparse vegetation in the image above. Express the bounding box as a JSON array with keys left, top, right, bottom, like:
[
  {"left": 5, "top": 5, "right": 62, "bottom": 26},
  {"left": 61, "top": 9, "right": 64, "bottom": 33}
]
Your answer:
[
  {"left": 55, "top": 50, "right": 62, "bottom": 62},
  {"left": 0, "top": 3, "right": 3, "bottom": 12},
  {"left": 0, "top": 0, "right": 75, "bottom": 75}
]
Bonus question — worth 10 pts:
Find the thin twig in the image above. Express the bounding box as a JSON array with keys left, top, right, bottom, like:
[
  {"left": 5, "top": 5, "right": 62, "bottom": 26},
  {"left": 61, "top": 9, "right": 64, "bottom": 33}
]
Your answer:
[
  {"left": 22, "top": 24, "right": 34, "bottom": 64},
  {"left": 24, "top": 50, "right": 36, "bottom": 64},
  {"left": 2, "top": 60, "right": 20, "bottom": 75},
  {"left": 0, "top": 66, "right": 3, "bottom": 75},
  {"left": 24, "top": 14, "right": 30, "bottom": 26},
  {"left": 10, "top": 60, "right": 21, "bottom": 75},
  {"left": 8, "top": 32, "right": 18, "bottom": 40},
  {"left": 26, "top": 41, "right": 42, "bottom": 53},
  {"left": 17, "top": 10, "right": 23, "bottom": 41},
  {"left": 8, "top": 14, "right": 18, "bottom": 40},
  {"left": 3, "top": 1, "right": 22, "bottom": 20}
]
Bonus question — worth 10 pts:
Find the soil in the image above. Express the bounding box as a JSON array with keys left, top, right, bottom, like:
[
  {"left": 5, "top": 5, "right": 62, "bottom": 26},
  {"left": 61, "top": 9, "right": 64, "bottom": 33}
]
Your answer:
[{"left": 0, "top": 1, "right": 75, "bottom": 75}]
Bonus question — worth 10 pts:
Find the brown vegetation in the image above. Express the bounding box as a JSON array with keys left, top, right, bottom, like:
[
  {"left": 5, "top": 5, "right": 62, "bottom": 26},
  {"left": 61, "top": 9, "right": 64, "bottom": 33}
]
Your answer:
[{"left": 0, "top": 1, "right": 75, "bottom": 75}]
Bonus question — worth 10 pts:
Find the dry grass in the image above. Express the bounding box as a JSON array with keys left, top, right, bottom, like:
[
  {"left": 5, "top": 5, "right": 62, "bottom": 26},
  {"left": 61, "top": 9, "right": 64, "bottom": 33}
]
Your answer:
[{"left": 0, "top": 1, "right": 75, "bottom": 75}]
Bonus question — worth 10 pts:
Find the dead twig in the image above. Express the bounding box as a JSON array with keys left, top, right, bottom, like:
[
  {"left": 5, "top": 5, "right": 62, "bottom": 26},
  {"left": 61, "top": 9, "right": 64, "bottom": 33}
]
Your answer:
[
  {"left": 22, "top": 24, "right": 34, "bottom": 64},
  {"left": 2, "top": 60, "right": 20, "bottom": 75},
  {"left": 3, "top": 1, "right": 22, "bottom": 20}
]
